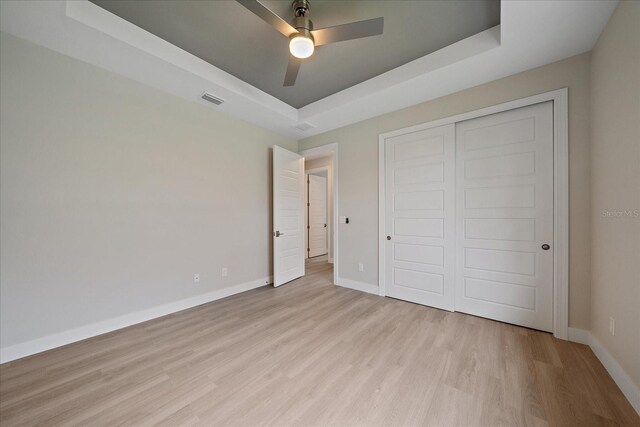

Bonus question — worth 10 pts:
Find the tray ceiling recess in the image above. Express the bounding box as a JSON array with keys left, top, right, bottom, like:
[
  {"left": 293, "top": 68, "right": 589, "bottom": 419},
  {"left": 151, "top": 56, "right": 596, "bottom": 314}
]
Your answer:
[{"left": 89, "top": 0, "right": 501, "bottom": 108}]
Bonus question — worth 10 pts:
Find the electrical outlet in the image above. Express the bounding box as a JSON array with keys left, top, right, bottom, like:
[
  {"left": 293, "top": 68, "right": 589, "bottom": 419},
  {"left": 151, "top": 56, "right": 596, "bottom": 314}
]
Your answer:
[
  {"left": 193, "top": 273, "right": 200, "bottom": 284},
  {"left": 609, "top": 316, "right": 615, "bottom": 336},
  {"left": 358, "top": 262, "right": 364, "bottom": 272},
  {"left": 221, "top": 267, "right": 228, "bottom": 278}
]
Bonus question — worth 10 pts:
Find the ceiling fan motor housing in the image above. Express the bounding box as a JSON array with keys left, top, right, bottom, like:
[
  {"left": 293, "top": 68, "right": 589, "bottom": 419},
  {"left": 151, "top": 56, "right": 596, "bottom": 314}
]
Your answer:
[
  {"left": 292, "top": 16, "right": 313, "bottom": 39},
  {"left": 291, "top": 0, "right": 313, "bottom": 41}
]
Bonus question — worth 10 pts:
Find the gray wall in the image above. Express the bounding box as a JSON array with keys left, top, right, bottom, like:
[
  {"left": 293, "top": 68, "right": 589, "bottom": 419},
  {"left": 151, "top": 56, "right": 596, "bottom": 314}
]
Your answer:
[
  {"left": 589, "top": 1, "right": 640, "bottom": 387},
  {"left": 0, "top": 33, "right": 296, "bottom": 349},
  {"left": 299, "top": 52, "right": 593, "bottom": 330}
]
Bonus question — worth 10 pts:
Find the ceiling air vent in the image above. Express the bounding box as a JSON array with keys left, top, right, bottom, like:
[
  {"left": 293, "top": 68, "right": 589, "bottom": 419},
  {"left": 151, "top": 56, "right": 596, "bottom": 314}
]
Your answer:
[
  {"left": 294, "top": 122, "right": 315, "bottom": 132},
  {"left": 201, "top": 92, "right": 224, "bottom": 106}
]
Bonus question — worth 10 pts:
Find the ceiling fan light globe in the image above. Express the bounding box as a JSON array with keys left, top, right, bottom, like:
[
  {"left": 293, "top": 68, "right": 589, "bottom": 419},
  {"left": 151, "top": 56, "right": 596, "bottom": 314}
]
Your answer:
[{"left": 289, "top": 36, "right": 314, "bottom": 59}]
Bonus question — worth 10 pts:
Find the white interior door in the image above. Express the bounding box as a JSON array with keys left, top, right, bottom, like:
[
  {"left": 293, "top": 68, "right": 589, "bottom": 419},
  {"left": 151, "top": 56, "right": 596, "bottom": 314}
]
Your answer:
[
  {"left": 308, "top": 174, "right": 328, "bottom": 258},
  {"left": 273, "top": 145, "right": 305, "bottom": 287},
  {"left": 455, "top": 101, "right": 554, "bottom": 331},
  {"left": 383, "top": 124, "right": 455, "bottom": 311}
]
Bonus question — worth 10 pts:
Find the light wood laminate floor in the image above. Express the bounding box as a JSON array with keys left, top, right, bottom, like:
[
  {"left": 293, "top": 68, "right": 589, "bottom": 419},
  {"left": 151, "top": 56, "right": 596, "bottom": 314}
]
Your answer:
[{"left": 1, "top": 256, "right": 638, "bottom": 426}]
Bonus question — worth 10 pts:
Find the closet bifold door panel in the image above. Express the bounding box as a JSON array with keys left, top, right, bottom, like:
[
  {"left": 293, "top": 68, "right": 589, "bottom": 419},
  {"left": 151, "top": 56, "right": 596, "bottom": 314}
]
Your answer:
[
  {"left": 383, "top": 124, "right": 455, "bottom": 311},
  {"left": 454, "top": 102, "right": 554, "bottom": 332}
]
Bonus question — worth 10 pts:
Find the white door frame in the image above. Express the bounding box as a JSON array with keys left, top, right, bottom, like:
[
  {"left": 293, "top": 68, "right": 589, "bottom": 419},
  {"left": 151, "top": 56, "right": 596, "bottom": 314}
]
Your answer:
[
  {"left": 378, "top": 88, "right": 569, "bottom": 340},
  {"left": 306, "top": 166, "right": 330, "bottom": 259},
  {"left": 299, "top": 143, "right": 338, "bottom": 287}
]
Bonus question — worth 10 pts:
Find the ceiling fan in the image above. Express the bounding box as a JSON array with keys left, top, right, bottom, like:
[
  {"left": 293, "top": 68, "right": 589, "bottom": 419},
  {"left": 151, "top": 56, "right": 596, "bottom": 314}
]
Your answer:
[{"left": 236, "top": 0, "right": 384, "bottom": 86}]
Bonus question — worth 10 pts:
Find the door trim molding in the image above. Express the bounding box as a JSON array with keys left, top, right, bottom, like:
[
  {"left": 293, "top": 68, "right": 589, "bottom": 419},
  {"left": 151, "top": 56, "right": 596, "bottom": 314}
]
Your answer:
[
  {"left": 299, "top": 143, "right": 339, "bottom": 287},
  {"left": 378, "top": 88, "right": 569, "bottom": 340}
]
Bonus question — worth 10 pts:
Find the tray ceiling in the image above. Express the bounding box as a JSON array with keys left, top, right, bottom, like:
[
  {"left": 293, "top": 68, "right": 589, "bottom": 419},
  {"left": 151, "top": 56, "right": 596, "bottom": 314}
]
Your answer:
[{"left": 90, "top": 0, "right": 500, "bottom": 108}]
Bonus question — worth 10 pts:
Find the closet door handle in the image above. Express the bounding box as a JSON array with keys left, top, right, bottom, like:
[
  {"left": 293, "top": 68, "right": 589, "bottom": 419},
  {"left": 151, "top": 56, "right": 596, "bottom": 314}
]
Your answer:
[{"left": 541, "top": 243, "right": 550, "bottom": 250}]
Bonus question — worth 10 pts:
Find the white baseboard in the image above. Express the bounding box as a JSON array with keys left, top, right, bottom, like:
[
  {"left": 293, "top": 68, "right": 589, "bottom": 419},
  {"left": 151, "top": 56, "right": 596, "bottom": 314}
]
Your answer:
[
  {"left": 568, "top": 327, "right": 639, "bottom": 415},
  {"left": 328, "top": 257, "right": 334, "bottom": 264},
  {"left": 567, "top": 327, "right": 590, "bottom": 345},
  {"left": 588, "top": 333, "right": 640, "bottom": 415},
  {"left": 335, "top": 277, "right": 379, "bottom": 295},
  {"left": 0, "top": 276, "right": 271, "bottom": 364}
]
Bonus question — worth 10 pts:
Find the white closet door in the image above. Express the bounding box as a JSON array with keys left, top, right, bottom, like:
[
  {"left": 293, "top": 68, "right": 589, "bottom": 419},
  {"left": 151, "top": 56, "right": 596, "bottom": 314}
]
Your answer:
[
  {"left": 308, "top": 174, "right": 328, "bottom": 257},
  {"left": 455, "top": 102, "right": 554, "bottom": 331},
  {"left": 384, "top": 124, "right": 455, "bottom": 311}
]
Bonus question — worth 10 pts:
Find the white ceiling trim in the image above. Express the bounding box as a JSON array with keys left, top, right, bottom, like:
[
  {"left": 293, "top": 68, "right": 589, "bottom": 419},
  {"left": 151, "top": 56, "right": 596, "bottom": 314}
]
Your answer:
[
  {"left": 0, "top": 1, "right": 617, "bottom": 139},
  {"left": 299, "top": 1, "right": 617, "bottom": 134},
  {"left": 298, "top": 26, "right": 501, "bottom": 127}
]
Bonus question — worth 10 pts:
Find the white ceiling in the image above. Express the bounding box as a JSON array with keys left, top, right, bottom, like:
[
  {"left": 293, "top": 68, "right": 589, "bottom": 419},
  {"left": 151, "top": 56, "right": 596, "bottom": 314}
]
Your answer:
[
  {"left": 88, "top": 0, "right": 500, "bottom": 108},
  {"left": 0, "top": 1, "right": 617, "bottom": 139}
]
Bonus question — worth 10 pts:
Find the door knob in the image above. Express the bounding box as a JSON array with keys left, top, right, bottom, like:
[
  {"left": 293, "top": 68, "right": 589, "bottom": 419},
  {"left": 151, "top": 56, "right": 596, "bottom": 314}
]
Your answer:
[
  {"left": 274, "top": 230, "right": 284, "bottom": 237},
  {"left": 541, "top": 243, "right": 550, "bottom": 250},
  {"left": 387, "top": 236, "right": 391, "bottom": 240},
  {"left": 324, "top": 224, "right": 327, "bottom": 228}
]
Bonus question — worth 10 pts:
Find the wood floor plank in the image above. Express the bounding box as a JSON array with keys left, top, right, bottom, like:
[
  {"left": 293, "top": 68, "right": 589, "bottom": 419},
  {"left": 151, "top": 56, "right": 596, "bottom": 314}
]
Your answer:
[{"left": 1, "top": 256, "right": 638, "bottom": 426}]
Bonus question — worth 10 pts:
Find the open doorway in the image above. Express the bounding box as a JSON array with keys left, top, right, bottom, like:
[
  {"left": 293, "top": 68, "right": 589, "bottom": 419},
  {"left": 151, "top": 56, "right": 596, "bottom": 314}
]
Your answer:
[
  {"left": 305, "top": 154, "right": 333, "bottom": 268},
  {"left": 272, "top": 144, "right": 337, "bottom": 288},
  {"left": 306, "top": 169, "right": 328, "bottom": 259},
  {"left": 301, "top": 145, "right": 337, "bottom": 285}
]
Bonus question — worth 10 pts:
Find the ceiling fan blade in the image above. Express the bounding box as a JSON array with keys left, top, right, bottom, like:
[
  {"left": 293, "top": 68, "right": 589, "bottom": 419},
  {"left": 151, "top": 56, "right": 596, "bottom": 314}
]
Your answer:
[
  {"left": 236, "top": 0, "right": 298, "bottom": 38},
  {"left": 311, "top": 17, "right": 383, "bottom": 46},
  {"left": 284, "top": 56, "right": 301, "bottom": 87}
]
